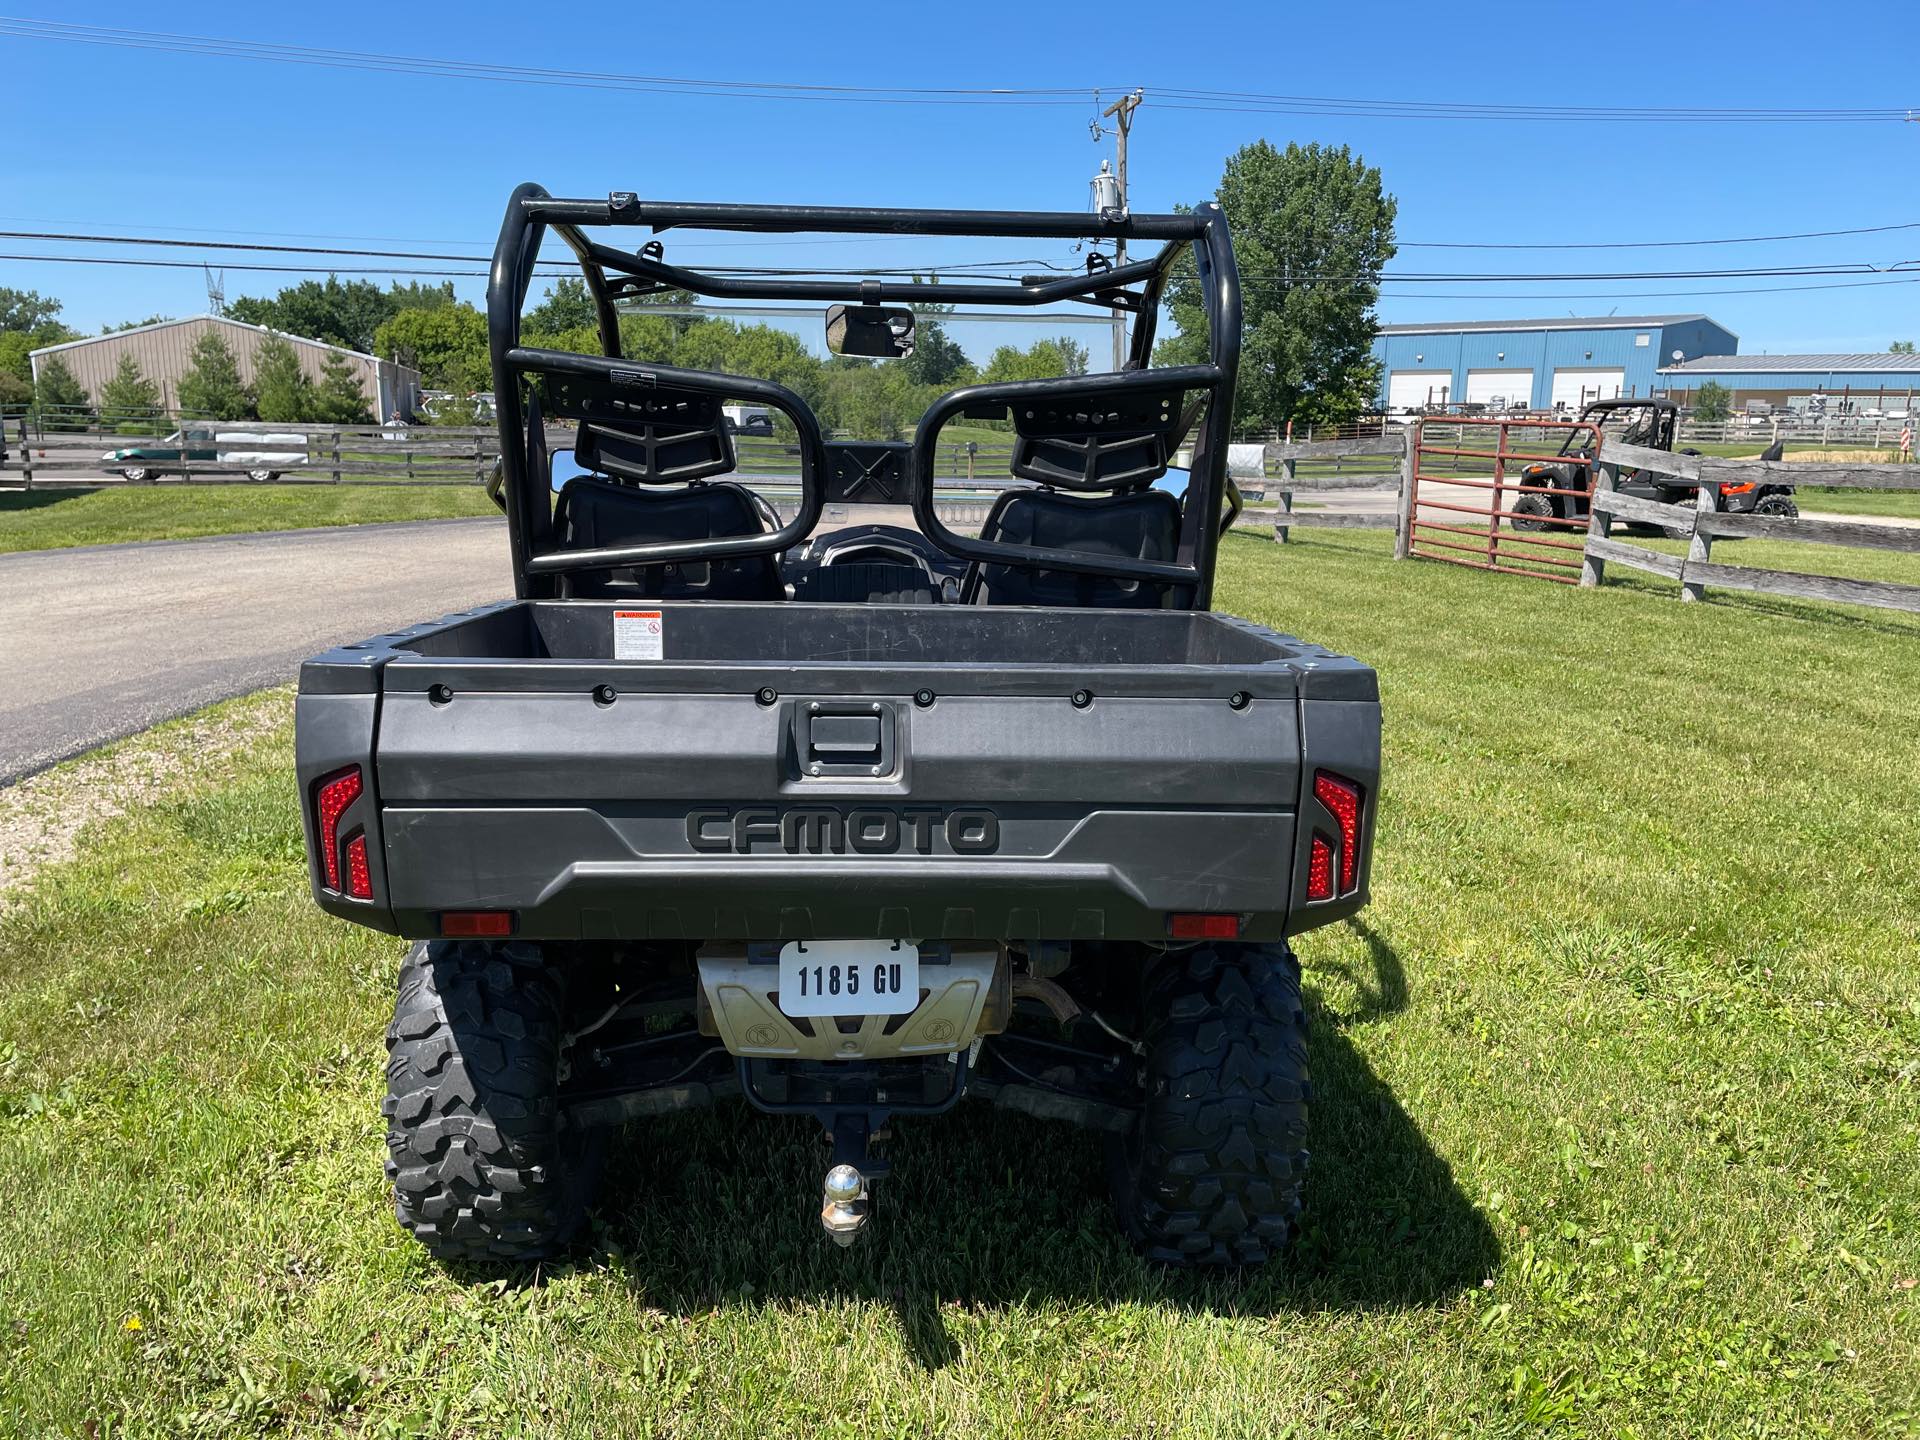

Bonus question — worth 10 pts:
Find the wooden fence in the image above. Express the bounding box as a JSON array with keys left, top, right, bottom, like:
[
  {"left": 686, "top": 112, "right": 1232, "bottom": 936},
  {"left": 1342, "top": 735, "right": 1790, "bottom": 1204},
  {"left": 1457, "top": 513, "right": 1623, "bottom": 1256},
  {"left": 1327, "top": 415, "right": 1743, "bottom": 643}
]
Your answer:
[
  {"left": 0, "top": 421, "right": 1032, "bottom": 491},
  {"left": 1579, "top": 438, "right": 1920, "bottom": 614},
  {"left": 1258, "top": 433, "right": 1409, "bottom": 543}
]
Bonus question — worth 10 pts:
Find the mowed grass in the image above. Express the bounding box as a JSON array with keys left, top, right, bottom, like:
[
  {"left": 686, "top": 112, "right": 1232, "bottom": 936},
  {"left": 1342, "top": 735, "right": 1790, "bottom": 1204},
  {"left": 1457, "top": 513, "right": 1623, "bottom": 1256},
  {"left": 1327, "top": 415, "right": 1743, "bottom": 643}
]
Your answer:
[
  {"left": 2, "top": 533, "right": 1918, "bottom": 1436},
  {"left": 0, "top": 484, "right": 496, "bottom": 554}
]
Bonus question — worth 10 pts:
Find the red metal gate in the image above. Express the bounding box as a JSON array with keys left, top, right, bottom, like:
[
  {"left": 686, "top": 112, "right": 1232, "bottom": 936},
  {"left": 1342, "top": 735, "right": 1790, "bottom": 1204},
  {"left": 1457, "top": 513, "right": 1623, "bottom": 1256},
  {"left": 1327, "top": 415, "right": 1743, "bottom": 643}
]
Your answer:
[{"left": 1408, "top": 417, "right": 1602, "bottom": 584}]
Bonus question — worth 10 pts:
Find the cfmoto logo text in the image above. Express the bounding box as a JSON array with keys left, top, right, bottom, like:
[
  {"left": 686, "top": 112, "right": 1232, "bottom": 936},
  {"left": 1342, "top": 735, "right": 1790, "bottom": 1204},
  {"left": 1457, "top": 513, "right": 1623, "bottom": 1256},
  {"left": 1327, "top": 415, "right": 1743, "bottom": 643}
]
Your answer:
[{"left": 685, "top": 806, "right": 1000, "bottom": 855}]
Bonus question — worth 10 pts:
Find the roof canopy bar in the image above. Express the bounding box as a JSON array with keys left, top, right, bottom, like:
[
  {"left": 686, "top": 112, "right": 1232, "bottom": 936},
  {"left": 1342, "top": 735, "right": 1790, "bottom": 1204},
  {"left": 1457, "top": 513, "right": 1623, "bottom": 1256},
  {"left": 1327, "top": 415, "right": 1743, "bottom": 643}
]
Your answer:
[
  {"left": 563, "top": 230, "right": 1174, "bottom": 310},
  {"left": 525, "top": 193, "right": 1207, "bottom": 243}
]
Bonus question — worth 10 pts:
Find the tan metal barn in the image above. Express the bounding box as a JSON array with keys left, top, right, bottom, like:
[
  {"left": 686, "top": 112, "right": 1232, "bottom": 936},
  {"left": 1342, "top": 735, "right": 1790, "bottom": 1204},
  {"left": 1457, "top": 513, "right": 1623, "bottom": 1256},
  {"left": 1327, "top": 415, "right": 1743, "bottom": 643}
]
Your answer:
[{"left": 28, "top": 315, "right": 421, "bottom": 420}]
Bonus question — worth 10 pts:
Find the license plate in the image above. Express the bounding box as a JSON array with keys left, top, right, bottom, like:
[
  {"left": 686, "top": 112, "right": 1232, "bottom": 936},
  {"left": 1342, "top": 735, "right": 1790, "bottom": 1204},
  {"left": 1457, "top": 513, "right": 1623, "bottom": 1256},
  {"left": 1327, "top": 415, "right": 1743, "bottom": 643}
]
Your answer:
[{"left": 777, "top": 940, "right": 919, "bottom": 1018}]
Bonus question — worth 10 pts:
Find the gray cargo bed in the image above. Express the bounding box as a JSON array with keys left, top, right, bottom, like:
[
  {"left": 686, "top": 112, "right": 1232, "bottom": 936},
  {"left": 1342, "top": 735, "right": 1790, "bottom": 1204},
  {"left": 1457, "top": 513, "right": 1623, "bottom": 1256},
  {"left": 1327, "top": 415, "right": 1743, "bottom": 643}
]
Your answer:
[{"left": 297, "top": 601, "right": 1379, "bottom": 942}]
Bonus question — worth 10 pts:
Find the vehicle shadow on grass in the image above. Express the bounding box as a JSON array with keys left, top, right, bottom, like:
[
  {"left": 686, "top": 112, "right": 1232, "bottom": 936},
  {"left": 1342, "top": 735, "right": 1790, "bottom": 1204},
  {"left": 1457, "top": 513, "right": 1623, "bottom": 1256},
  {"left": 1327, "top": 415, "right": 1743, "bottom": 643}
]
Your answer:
[{"left": 559, "top": 921, "right": 1498, "bottom": 1368}]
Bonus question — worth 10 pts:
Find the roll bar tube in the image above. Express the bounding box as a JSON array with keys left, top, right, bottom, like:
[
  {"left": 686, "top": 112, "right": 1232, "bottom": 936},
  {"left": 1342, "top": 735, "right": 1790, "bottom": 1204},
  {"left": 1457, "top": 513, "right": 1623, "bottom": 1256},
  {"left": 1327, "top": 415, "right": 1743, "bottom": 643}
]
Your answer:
[
  {"left": 908, "top": 364, "right": 1227, "bottom": 595},
  {"left": 505, "top": 349, "right": 825, "bottom": 577}
]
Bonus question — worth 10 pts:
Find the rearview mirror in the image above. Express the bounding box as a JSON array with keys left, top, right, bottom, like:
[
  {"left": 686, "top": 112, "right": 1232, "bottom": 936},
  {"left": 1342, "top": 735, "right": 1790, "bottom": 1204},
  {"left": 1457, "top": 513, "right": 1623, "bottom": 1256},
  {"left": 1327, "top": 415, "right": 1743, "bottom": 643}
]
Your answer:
[
  {"left": 825, "top": 304, "right": 915, "bottom": 359},
  {"left": 550, "top": 447, "right": 592, "bottom": 493}
]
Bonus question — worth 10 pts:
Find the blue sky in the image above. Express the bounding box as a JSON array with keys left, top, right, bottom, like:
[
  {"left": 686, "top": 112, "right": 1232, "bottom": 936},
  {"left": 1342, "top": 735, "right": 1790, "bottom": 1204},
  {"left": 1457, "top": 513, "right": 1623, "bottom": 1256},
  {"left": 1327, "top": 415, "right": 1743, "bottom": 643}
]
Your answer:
[{"left": 6, "top": 0, "right": 1919, "bottom": 361}]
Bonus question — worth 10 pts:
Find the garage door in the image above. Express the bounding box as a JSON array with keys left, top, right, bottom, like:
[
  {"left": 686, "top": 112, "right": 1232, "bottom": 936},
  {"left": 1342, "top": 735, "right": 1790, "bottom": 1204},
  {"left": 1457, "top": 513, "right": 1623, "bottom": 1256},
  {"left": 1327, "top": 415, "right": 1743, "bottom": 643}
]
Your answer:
[
  {"left": 1465, "top": 368, "right": 1533, "bottom": 409},
  {"left": 1551, "top": 367, "right": 1625, "bottom": 411},
  {"left": 1388, "top": 370, "right": 1451, "bottom": 412}
]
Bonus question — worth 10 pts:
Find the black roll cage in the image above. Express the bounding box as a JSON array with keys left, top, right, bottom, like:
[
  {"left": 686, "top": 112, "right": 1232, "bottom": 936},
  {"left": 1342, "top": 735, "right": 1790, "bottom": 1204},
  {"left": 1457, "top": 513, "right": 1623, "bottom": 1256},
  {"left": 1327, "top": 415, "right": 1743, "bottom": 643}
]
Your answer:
[{"left": 488, "top": 183, "right": 1242, "bottom": 607}]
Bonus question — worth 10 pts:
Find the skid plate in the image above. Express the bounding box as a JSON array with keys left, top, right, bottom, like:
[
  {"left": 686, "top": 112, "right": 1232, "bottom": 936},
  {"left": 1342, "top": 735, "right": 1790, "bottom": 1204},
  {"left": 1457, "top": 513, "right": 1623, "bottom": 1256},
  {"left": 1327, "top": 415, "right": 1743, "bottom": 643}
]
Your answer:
[{"left": 696, "top": 941, "right": 1005, "bottom": 1060}]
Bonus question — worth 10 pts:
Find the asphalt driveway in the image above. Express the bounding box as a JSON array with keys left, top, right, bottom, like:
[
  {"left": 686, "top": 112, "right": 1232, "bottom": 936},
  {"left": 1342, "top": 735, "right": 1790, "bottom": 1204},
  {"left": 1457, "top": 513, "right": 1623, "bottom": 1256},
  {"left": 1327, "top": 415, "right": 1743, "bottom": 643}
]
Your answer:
[{"left": 0, "top": 518, "right": 509, "bottom": 785}]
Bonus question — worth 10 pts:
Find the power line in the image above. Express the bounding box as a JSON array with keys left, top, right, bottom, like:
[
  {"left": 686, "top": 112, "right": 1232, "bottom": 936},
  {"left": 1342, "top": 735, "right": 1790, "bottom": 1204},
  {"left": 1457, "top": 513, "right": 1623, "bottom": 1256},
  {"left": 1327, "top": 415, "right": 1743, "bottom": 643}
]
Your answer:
[
  {"left": 9, "top": 228, "right": 1915, "bottom": 284},
  {"left": 1396, "top": 220, "right": 1920, "bottom": 250}
]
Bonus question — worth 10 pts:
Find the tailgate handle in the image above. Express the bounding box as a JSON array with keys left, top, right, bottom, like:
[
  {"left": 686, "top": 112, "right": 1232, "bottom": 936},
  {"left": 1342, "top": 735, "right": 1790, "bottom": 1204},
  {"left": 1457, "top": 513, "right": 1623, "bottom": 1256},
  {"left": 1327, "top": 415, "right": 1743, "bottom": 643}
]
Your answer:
[
  {"left": 811, "top": 713, "right": 881, "bottom": 756},
  {"left": 796, "top": 701, "right": 896, "bottom": 777}
]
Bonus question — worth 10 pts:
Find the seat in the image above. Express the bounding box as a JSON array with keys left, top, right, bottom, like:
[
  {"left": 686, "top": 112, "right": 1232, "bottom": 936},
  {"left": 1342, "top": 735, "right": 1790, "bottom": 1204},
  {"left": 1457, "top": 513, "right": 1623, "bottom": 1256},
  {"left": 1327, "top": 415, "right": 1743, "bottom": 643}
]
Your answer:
[
  {"left": 792, "top": 560, "right": 939, "bottom": 605},
  {"left": 967, "top": 487, "right": 1183, "bottom": 608},
  {"left": 554, "top": 475, "right": 783, "bottom": 600}
]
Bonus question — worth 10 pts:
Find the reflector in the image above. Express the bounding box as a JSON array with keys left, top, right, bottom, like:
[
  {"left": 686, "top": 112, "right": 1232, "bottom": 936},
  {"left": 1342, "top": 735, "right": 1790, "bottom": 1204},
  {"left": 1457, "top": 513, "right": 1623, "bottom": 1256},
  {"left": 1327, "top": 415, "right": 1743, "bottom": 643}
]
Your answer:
[
  {"left": 315, "top": 767, "right": 363, "bottom": 892},
  {"left": 1168, "top": 912, "right": 1240, "bottom": 940},
  {"left": 441, "top": 910, "right": 514, "bottom": 937}
]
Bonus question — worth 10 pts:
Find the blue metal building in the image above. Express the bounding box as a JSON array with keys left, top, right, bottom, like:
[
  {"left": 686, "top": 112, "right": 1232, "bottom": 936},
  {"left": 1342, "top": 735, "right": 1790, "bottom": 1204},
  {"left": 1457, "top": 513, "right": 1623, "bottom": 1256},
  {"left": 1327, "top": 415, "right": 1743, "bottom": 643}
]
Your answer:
[{"left": 1372, "top": 314, "right": 1738, "bottom": 413}]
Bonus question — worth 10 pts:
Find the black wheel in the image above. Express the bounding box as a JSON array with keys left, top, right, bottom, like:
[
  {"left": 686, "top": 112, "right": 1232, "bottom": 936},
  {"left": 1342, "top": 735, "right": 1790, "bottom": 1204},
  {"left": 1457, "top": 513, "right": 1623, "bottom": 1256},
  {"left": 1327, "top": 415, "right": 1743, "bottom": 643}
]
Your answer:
[
  {"left": 1755, "top": 492, "right": 1799, "bottom": 519},
  {"left": 246, "top": 468, "right": 277, "bottom": 482},
  {"left": 1109, "top": 941, "right": 1310, "bottom": 1267},
  {"left": 384, "top": 939, "right": 602, "bottom": 1264},
  {"left": 121, "top": 466, "right": 155, "bottom": 483},
  {"left": 1510, "top": 493, "right": 1554, "bottom": 533}
]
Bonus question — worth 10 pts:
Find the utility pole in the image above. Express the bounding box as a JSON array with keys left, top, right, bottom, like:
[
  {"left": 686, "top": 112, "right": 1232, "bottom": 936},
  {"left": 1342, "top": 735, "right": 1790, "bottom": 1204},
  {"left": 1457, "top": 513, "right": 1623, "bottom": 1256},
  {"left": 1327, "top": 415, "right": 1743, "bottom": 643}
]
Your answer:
[{"left": 1093, "top": 89, "right": 1143, "bottom": 372}]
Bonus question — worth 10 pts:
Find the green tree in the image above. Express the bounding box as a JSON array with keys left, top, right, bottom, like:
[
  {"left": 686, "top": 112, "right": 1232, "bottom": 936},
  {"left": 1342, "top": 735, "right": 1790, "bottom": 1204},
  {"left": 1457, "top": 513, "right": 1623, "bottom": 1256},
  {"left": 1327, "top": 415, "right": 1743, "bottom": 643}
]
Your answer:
[
  {"left": 253, "top": 332, "right": 318, "bottom": 422},
  {"left": 227, "top": 276, "right": 398, "bottom": 353},
  {"left": 526, "top": 278, "right": 598, "bottom": 334},
  {"left": 33, "top": 356, "right": 92, "bottom": 428},
  {"left": 97, "top": 353, "right": 163, "bottom": 430},
  {"left": 1891, "top": 340, "right": 1915, "bottom": 354},
  {"left": 314, "top": 349, "right": 372, "bottom": 423},
  {"left": 1692, "top": 380, "right": 1733, "bottom": 423},
  {"left": 387, "top": 280, "right": 458, "bottom": 313},
  {"left": 0, "top": 332, "right": 39, "bottom": 386},
  {"left": 0, "top": 287, "right": 64, "bottom": 334},
  {"left": 0, "top": 370, "right": 31, "bottom": 409},
  {"left": 176, "top": 329, "right": 254, "bottom": 420},
  {"left": 980, "top": 337, "right": 1090, "bottom": 385},
  {"left": 902, "top": 301, "right": 973, "bottom": 388},
  {"left": 375, "top": 303, "right": 491, "bottom": 394},
  {"left": 107, "top": 314, "right": 174, "bottom": 333},
  {"left": 1157, "top": 140, "right": 1397, "bottom": 430}
]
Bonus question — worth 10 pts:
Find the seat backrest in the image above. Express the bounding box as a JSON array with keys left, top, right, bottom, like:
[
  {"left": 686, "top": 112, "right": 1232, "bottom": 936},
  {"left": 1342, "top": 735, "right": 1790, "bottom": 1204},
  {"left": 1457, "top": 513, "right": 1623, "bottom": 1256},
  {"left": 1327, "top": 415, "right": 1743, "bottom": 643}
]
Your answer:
[
  {"left": 968, "top": 488, "right": 1183, "bottom": 608},
  {"left": 554, "top": 476, "right": 782, "bottom": 600}
]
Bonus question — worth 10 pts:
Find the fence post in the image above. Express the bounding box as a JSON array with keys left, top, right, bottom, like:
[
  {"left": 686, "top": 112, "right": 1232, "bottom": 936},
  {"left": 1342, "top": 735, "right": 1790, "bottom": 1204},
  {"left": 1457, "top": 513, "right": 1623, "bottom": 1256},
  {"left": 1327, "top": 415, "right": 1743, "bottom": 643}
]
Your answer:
[
  {"left": 1274, "top": 457, "right": 1296, "bottom": 544},
  {"left": 1580, "top": 459, "right": 1616, "bottom": 587},
  {"left": 1680, "top": 481, "right": 1716, "bottom": 603},
  {"left": 1393, "top": 427, "right": 1416, "bottom": 560},
  {"left": 330, "top": 428, "right": 342, "bottom": 484},
  {"left": 474, "top": 429, "right": 486, "bottom": 486},
  {"left": 18, "top": 420, "right": 31, "bottom": 493}
]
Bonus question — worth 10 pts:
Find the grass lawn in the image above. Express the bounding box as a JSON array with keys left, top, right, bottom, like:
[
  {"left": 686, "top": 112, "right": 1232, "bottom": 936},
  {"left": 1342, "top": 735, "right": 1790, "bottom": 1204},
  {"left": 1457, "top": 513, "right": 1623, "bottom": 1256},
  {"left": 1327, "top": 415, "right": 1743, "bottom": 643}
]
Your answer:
[
  {"left": 1, "top": 533, "right": 1916, "bottom": 1436},
  {"left": 0, "top": 484, "right": 497, "bottom": 555}
]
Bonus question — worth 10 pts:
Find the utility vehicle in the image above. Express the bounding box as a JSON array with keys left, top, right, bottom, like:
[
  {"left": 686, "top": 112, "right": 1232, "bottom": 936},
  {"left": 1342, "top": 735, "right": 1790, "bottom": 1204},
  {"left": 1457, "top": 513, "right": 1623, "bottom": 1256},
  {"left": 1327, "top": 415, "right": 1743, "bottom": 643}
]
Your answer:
[
  {"left": 295, "top": 183, "right": 1381, "bottom": 1267},
  {"left": 1512, "top": 397, "right": 1796, "bottom": 532}
]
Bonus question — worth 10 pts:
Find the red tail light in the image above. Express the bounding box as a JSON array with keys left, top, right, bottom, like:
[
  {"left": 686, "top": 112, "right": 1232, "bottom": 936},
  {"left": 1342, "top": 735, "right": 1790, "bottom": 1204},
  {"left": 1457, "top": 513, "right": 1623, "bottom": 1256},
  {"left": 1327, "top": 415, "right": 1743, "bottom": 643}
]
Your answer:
[
  {"left": 1310, "top": 770, "right": 1364, "bottom": 898},
  {"left": 1306, "top": 836, "right": 1334, "bottom": 901},
  {"left": 1168, "top": 912, "right": 1241, "bottom": 940},
  {"left": 345, "top": 835, "right": 372, "bottom": 900},
  {"left": 314, "top": 766, "right": 363, "bottom": 891},
  {"left": 441, "top": 910, "right": 514, "bottom": 937}
]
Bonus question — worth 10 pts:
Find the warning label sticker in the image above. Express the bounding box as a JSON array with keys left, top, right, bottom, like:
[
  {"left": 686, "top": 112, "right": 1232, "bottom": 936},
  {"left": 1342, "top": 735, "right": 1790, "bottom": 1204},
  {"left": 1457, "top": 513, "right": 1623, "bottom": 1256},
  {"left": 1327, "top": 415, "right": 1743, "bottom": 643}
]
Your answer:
[{"left": 612, "top": 609, "right": 664, "bottom": 660}]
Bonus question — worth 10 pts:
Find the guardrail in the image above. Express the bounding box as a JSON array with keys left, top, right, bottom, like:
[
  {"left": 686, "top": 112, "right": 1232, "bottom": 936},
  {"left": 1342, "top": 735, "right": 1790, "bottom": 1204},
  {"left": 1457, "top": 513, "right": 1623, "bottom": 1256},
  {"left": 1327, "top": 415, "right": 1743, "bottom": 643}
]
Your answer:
[{"left": 1580, "top": 438, "right": 1920, "bottom": 613}]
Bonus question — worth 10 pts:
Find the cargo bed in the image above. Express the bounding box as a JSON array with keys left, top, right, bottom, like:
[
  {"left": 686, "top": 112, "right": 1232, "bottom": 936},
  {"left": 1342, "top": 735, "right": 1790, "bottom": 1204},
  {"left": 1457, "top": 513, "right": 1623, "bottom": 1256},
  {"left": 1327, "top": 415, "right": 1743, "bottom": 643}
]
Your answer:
[{"left": 297, "top": 601, "right": 1378, "bottom": 942}]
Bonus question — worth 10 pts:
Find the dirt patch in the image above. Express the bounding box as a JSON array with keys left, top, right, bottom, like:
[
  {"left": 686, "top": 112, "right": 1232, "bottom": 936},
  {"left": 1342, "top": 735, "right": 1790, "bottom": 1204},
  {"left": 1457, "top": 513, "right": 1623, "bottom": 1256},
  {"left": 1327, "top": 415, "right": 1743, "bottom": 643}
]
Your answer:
[{"left": 0, "top": 688, "right": 292, "bottom": 905}]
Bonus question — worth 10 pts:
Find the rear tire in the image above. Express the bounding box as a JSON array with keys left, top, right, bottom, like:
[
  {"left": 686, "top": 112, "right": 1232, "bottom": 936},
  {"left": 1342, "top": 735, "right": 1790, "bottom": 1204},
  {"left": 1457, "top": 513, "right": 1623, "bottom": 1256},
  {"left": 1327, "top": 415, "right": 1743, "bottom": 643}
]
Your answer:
[
  {"left": 384, "top": 939, "right": 602, "bottom": 1264},
  {"left": 1510, "top": 493, "right": 1553, "bottom": 532},
  {"left": 1109, "top": 941, "right": 1310, "bottom": 1267},
  {"left": 121, "top": 466, "right": 155, "bottom": 483},
  {"left": 1756, "top": 492, "right": 1799, "bottom": 519},
  {"left": 246, "top": 468, "right": 277, "bottom": 482}
]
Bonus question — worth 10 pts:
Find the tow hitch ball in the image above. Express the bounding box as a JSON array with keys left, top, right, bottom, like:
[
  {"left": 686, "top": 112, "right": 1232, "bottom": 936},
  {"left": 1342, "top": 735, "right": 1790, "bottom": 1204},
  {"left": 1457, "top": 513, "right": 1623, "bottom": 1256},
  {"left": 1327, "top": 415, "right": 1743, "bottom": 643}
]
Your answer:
[{"left": 820, "top": 1164, "right": 869, "bottom": 1246}]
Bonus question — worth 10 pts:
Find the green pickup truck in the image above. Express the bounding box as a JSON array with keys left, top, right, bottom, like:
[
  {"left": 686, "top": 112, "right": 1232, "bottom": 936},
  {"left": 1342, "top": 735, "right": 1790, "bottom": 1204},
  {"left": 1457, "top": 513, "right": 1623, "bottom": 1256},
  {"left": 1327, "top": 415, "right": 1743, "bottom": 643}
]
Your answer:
[{"left": 102, "top": 426, "right": 309, "bottom": 483}]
